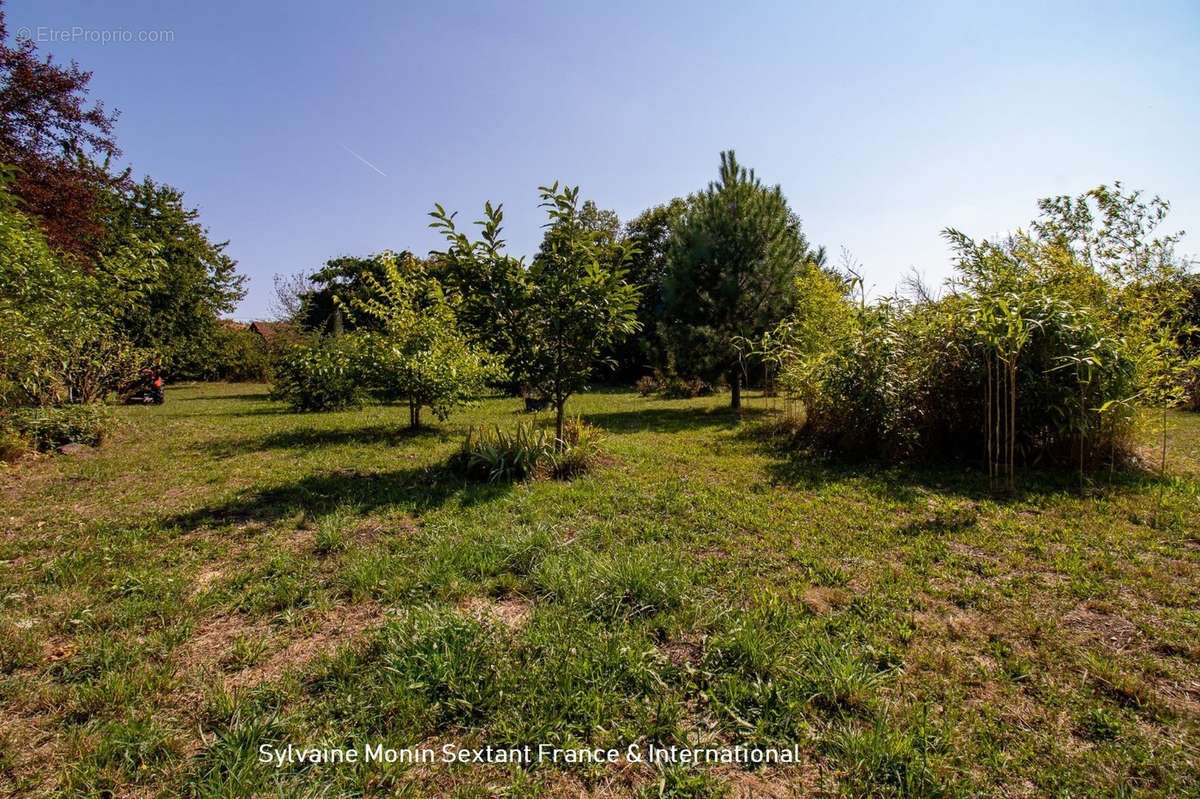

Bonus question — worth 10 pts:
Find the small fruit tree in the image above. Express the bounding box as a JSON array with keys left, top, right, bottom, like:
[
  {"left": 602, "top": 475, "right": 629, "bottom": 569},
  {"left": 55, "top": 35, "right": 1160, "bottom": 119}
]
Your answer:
[{"left": 346, "top": 251, "right": 495, "bottom": 429}]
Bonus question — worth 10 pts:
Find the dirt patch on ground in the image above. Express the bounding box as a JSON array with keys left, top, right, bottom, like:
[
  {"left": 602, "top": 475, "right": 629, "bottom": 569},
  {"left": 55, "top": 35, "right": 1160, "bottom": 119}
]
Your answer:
[
  {"left": 224, "top": 602, "right": 386, "bottom": 690},
  {"left": 539, "top": 761, "right": 653, "bottom": 798},
  {"left": 1153, "top": 676, "right": 1200, "bottom": 717},
  {"left": 191, "top": 564, "right": 226, "bottom": 594},
  {"left": 914, "top": 603, "right": 989, "bottom": 642},
  {"left": 0, "top": 713, "right": 61, "bottom": 798},
  {"left": 948, "top": 541, "right": 997, "bottom": 562},
  {"left": 458, "top": 596, "right": 533, "bottom": 630},
  {"left": 1063, "top": 603, "right": 1140, "bottom": 652},
  {"left": 177, "top": 613, "right": 271, "bottom": 667},
  {"left": 661, "top": 636, "right": 703, "bottom": 667},
  {"left": 287, "top": 528, "right": 316, "bottom": 553}
]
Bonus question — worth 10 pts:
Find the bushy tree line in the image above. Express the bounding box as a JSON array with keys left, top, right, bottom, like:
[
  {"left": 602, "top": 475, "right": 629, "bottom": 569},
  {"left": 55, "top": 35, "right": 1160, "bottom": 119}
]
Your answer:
[
  {"left": 280, "top": 151, "right": 824, "bottom": 413},
  {"left": 0, "top": 168, "right": 155, "bottom": 408},
  {"left": 760, "top": 183, "right": 1198, "bottom": 477},
  {"left": 0, "top": 5, "right": 246, "bottom": 415},
  {"left": 268, "top": 147, "right": 1195, "bottom": 482},
  {"left": 273, "top": 184, "right": 640, "bottom": 447}
]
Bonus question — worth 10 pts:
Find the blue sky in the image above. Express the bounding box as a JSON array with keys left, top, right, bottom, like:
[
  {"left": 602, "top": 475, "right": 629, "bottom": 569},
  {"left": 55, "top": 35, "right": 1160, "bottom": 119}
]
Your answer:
[{"left": 7, "top": 0, "right": 1199, "bottom": 319}]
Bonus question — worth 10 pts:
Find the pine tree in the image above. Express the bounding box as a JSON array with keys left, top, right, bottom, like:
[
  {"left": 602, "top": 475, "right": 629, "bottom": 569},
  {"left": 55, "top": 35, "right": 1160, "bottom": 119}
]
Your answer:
[{"left": 663, "top": 151, "right": 818, "bottom": 409}]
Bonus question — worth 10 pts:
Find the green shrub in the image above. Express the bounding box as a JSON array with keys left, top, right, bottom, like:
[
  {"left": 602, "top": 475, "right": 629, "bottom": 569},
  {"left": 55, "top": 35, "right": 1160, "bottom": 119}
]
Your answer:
[
  {"left": 0, "top": 426, "right": 28, "bottom": 462},
  {"left": 346, "top": 253, "right": 498, "bottom": 429},
  {"left": 270, "top": 335, "right": 367, "bottom": 411},
  {"left": 454, "top": 421, "right": 552, "bottom": 481},
  {"left": 634, "top": 374, "right": 659, "bottom": 397},
  {"left": 660, "top": 376, "right": 713, "bottom": 399},
  {"left": 202, "top": 326, "right": 273, "bottom": 382},
  {"left": 452, "top": 417, "right": 606, "bottom": 482},
  {"left": 769, "top": 242, "right": 1140, "bottom": 468},
  {"left": 1, "top": 170, "right": 152, "bottom": 407},
  {"left": 9, "top": 405, "right": 113, "bottom": 451},
  {"left": 549, "top": 417, "right": 607, "bottom": 479}
]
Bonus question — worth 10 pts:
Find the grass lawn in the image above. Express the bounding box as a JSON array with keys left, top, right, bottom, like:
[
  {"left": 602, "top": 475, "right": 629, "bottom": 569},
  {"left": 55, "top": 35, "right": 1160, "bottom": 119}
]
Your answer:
[{"left": 2, "top": 383, "right": 1198, "bottom": 798}]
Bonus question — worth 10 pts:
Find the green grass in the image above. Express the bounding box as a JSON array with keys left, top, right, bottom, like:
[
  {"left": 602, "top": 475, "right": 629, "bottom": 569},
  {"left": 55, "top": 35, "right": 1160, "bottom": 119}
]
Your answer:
[{"left": 1, "top": 383, "right": 1198, "bottom": 797}]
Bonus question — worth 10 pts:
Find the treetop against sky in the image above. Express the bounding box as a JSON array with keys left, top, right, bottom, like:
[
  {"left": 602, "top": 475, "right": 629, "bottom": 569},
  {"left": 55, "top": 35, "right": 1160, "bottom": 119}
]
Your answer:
[{"left": 5, "top": 0, "right": 1197, "bottom": 318}]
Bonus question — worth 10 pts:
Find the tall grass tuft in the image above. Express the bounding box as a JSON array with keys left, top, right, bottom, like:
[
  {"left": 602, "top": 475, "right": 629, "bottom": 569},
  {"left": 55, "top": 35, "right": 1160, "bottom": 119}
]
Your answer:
[{"left": 452, "top": 417, "right": 606, "bottom": 481}]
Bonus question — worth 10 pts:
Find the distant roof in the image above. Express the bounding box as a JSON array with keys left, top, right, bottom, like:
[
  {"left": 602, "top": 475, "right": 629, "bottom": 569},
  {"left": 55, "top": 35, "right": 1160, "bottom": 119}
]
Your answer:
[{"left": 248, "top": 321, "right": 292, "bottom": 339}]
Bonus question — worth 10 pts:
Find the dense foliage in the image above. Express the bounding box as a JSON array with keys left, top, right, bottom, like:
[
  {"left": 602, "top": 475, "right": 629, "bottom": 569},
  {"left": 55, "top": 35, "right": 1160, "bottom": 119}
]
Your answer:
[
  {"left": 101, "top": 177, "right": 245, "bottom": 378},
  {"left": 293, "top": 255, "right": 394, "bottom": 335},
  {"left": 606, "top": 198, "right": 689, "bottom": 381},
  {"left": 0, "top": 9, "right": 121, "bottom": 258},
  {"left": 201, "top": 325, "right": 274, "bottom": 383},
  {"left": 453, "top": 417, "right": 606, "bottom": 481},
  {"left": 762, "top": 184, "right": 1196, "bottom": 478},
  {"left": 5, "top": 404, "right": 113, "bottom": 451},
  {"left": 0, "top": 9, "right": 248, "bottom": 459},
  {"left": 270, "top": 335, "right": 368, "bottom": 412},
  {"left": 0, "top": 170, "right": 156, "bottom": 408},
  {"left": 431, "top": 183, "right": 641, "bottom": 445},
  {"left": 346, "top": 252, "right": 495, "bottom": 428},
  {"left": 663, "top": 151, "right": 822, "bottom": 408}
]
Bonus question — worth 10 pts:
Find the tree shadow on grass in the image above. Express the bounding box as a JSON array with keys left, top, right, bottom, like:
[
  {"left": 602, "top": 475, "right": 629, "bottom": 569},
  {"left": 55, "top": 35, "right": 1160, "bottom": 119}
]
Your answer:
[
  {"left": 159, "top": 463, "right": 508, "bottom": 533},
  {"left": 174, "top": 392, "right": 270, "bottom": 403},
  {"left": 734, "top": 416, "right": 1159, "bottom": 503},
  {"left": 584, "top": 405, "right": 769, "bottom": 434},
  {"left": 200, "top": 425, "right": 450, "bottom": 458},
  {"left": 763, "top": 456, "right": 990, "bottom": 503},
  {"left": 759, "top": 446, "right": 1155, "bottom": 504}
]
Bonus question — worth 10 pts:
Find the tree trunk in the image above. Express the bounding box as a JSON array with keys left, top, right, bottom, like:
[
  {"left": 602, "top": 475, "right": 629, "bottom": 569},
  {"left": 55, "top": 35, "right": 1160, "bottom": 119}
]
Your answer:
[
  {"left": 730, "top": 369, "right": 741, "bottom": 410},
  {"left": 555, "top": 397, "right": 566, "bottom": 452}
]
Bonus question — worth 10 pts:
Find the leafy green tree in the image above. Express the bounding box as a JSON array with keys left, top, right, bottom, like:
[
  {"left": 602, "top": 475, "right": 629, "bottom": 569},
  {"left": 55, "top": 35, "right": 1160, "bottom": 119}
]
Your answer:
[
  {"left": 298, "top": 255, "right": 399, "bottom": 334},
  {"left": 101, "top": 177, "right": 244, "bottom": 377},
  {"left": 431, "top": 184, "right": 641, "bottom": 445},
  {"left": 1, "top": 168, "right": 155, "bottom": 406},
  {"left": 663, "top": 151, "right": 820, "bottom": 408},
  {"left": 430, "top": 202, "right": 534, "bottom": 389},
  {"left": 270, "top": 334, "right": 368, "bottom": 412},
  {"left": 346, "top": 252, "right": 495, "bottom": 429},
  {"left": 1179, "top": 273, "right": 1200, "bottom": 410},
  {"left": 605, "top": 197, "right": 689, "bottom": 380},
  {"left": 577, "top": 200, "right": 622, "bottom": 247},
  {"left": 1034, "top": 182, "right": 1198, "bottom": 490},
  {"left": 0, "top": 9, "right": 123, "bottom": 259},
  {"left": 527, "top": 184, "right": 640, "bottom": 443}
]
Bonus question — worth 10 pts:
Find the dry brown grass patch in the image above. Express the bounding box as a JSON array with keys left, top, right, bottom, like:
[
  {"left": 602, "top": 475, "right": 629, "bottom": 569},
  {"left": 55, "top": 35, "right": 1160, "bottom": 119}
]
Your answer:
[
  {"left": 722, "top": 765, "right": 817, "bottom": 798},
  {"left": 457, "top": 596, "right": 532, "bottom": 630},
  {"left": 176, "top": 613, "right": 271, "bottom": 671},
  {"left": 800, "top": 586, "right": 850, "bottom": 615},
  {"left": 224, "top": 602, "right": 386, "bottom": 690}
]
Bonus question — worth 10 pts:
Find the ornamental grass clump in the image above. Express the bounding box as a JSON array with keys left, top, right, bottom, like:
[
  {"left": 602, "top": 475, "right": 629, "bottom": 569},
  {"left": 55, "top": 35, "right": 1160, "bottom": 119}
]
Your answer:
[{"left": 453, "top": 417, "right": 606, "bottom": 482}]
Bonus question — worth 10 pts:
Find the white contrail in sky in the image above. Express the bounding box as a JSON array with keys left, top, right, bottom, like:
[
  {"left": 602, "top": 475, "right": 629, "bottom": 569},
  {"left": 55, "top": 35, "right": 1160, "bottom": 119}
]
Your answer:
[{"left": 340, "top": 144, "right": 387, "bottom": 177}]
